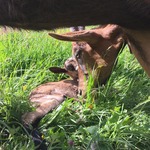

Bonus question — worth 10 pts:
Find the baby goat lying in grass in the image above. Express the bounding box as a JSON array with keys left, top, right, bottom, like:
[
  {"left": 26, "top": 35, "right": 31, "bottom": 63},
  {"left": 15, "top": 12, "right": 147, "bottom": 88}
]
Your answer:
[
  {"left": 22, "top": 57, "right": 79, "bottom": 125},
  {"left": 22, "top": 24, "right": 125, "bottom": 126}
]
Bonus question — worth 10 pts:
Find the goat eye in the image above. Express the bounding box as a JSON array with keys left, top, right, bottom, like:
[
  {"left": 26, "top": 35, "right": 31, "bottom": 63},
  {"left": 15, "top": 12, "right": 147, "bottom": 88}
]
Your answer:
[
  {"left": 75, "top": 50, "right": 82, "bottom": 59},
  {"left": 76, "top": 54, "right": 80, "bottom": 59}
]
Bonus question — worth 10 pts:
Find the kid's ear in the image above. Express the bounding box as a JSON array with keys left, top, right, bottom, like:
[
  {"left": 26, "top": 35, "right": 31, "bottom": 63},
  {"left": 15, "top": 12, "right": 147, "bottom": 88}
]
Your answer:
[{"left": 49, "top": 67, "right": 67, "bottom": 74}]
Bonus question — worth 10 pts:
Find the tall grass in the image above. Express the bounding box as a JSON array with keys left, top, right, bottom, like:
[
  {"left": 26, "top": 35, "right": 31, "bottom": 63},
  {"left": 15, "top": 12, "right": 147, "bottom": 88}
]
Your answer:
[{"left": 0, "top": 29, "right": 150, "bottom": 150}]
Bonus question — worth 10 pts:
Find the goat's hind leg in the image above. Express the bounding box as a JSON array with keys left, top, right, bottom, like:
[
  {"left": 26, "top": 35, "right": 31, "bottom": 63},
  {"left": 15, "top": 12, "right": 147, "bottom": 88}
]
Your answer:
[{"left": 22, "top": 94, "right": 66, "bottom": 125}]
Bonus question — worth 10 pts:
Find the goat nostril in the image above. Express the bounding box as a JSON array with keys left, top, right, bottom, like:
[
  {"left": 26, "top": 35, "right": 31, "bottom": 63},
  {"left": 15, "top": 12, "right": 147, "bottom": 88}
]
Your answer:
[
  {"left": 85, "top": 73, "right": 89, "bottom": 80},
  {"left": 78, "top": 89, "right": 82, "bottom": 96},
  {"left": 63, "top": 95, "right": 67, "bottom": 99}
]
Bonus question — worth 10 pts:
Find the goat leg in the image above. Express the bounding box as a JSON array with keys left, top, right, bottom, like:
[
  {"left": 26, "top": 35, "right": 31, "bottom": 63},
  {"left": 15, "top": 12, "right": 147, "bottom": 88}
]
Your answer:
[{"left": 22, "top": 94, "right": 66, "bottom": 125}]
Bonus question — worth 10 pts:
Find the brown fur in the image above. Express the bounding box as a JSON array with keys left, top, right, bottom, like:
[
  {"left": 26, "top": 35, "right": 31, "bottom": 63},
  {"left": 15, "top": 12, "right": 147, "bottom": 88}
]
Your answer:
[
  {"left": 0, "top": 0, "right": 149, "bottom": 30},
  {"left": 22, "top": 79, "right": 78, "bottom": 125},
  {"left": 0, "top": 1, "right": 150, "bottom": 76},
  {"left": 22, "top": 57, "right": 79, "bottom": 125},
  {"left": 124, "top": 29, "right": 150, "bottom": 76},
  {"left": 49, "top": 24, "right": 125, "bottom": 95}
]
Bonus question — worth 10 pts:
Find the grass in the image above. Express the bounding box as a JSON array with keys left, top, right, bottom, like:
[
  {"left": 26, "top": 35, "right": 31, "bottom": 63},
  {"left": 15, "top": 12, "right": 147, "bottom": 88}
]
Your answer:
[{"left": 0, "top": 29, "right": 150, "bottom": 150}]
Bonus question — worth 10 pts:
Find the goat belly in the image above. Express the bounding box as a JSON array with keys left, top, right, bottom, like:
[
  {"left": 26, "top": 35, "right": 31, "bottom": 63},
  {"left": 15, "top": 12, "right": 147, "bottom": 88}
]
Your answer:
[{"left": 22, "top": 79, "right": 78, "bottom": 125}]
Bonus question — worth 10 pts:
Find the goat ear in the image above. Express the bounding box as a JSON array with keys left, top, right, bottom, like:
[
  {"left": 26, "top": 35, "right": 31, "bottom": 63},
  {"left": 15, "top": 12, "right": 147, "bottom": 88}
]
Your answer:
[
  {"left": 49, "top": 67, "right": 67, "bottom": 74},
  {"left": 49, "top": 30, "right": 100, "bottom": 44}
]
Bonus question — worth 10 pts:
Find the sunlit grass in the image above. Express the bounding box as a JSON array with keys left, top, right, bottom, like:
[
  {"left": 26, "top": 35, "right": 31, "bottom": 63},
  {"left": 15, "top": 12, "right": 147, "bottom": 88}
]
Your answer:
[{"left": 0, "top": 29, "right": 150, "bottom": 150}]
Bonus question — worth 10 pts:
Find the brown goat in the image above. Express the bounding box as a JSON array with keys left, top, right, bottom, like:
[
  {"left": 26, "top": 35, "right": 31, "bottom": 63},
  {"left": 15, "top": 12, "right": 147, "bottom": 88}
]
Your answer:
[
  {"left": 0, "top": 1, "right": 150, "bottom": 76},
  {"left": 49, "top": 24, "right": 125, "bottom": 95},
  {"left": 22, "top": 25, "right": 125, "bottom": 124},
  {"left": 0, "top": 1, "right": 149, "bottom": 30},
  {"left": 22, "top": 57, "right": 79, "bottom": 125}
]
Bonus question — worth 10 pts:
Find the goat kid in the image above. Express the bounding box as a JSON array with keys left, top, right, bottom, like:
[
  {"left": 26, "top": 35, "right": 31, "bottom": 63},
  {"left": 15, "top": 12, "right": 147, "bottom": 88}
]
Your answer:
[{"left": 22, "top": 57, "right": 79, "bottom": 125}]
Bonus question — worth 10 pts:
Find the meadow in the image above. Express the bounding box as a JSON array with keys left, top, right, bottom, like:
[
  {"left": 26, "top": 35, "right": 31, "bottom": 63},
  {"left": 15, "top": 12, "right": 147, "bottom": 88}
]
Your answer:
[{"left": 0, "top": 28, "right": 150, "bottom": 150}]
